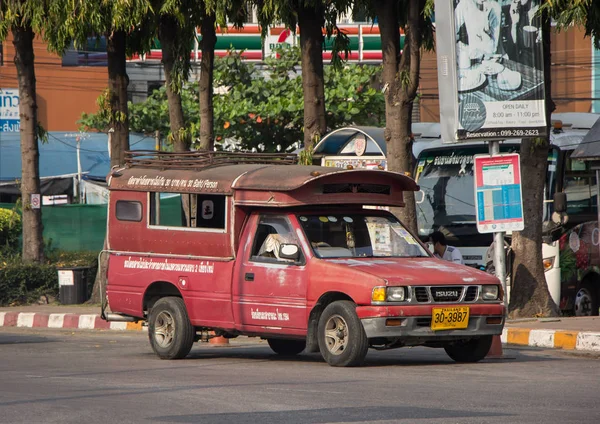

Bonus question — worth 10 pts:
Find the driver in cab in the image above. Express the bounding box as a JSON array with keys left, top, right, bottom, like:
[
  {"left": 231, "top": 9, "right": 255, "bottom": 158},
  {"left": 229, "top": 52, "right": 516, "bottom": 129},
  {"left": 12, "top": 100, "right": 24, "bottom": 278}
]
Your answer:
[{"left": 429, "top": 231, "right": 464, "bottom": 265}]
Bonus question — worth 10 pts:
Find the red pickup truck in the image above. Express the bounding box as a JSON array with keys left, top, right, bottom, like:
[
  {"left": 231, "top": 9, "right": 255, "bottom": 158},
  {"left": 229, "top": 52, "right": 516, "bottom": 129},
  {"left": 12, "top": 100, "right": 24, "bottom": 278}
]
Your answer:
[{"left": 103, "top": 151, "right": 505, "bottom": 367}]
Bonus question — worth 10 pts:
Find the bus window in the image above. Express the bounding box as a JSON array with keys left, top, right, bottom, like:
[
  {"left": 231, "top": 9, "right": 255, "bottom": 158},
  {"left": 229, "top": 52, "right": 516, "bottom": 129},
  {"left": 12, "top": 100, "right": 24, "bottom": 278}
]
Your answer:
[{"left": 564, "top": 151, "right": 597, "bottom": 215}]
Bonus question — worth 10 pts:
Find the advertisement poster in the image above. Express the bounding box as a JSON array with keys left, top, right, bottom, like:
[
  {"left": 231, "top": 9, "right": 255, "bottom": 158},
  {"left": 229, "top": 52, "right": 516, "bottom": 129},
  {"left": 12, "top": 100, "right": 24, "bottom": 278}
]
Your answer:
[
  {"left": 435, "top": 0, "right": 547, "bottom": 142},
  {"left": 0, "top": 88, "right": 20, "bottom": 132},
  {"left": 474, "top": 153, "right": 524, "bottom": 233}
]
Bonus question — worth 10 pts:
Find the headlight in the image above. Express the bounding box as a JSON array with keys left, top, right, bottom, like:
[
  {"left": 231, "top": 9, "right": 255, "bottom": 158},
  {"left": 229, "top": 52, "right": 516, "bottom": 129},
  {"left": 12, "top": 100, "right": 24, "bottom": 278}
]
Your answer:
[
  {"left": 481, "top": 285, "right": 499, "bottom": 300},
  {"left": 372, "top": 286, "right": 407, "bottom": 302},
  {"left": 543, "top": 257, "right": 555, "bottom": 272},
  {"left": 387, "top": 287, "right": 406, "bottom": 302}
]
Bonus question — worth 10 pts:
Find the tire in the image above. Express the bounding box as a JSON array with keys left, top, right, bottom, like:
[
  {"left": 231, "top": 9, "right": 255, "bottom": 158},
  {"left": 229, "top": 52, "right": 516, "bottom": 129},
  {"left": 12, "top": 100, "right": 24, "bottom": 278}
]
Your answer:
[
  {"left": 574, "top": 282, "right": 599, "bottom": 317},
  {"left": 444, "top": 336, "right": 493, "bottom": 363},
  {"left": 317, "top": 300, "right": 368, "bottom": 367},
  {"left": 148, "top": 297, "right": 195, "bottom": 359},
  {"left": 267, "top": 339, "right": 306, "bottom": 356}
]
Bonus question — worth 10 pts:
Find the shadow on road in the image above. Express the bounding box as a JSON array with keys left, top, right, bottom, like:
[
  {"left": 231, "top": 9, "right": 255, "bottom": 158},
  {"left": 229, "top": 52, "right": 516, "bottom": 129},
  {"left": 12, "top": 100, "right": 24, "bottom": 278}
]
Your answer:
[
  {"left": 151, "top": 405, "right": 510, "bottom": 423},
  {"left": 0, "top": 333, "right": 55, "bottom": 345}
]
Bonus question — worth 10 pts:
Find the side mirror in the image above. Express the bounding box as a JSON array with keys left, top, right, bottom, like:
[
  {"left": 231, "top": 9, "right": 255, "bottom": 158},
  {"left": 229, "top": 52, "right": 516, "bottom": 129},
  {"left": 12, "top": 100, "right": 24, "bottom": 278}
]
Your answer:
[
  {"left": 279, "top": 244, "right": 300, "bottom": 261},
  {"left": 553, "top": 192, "right": 567, "bottom": 213}
]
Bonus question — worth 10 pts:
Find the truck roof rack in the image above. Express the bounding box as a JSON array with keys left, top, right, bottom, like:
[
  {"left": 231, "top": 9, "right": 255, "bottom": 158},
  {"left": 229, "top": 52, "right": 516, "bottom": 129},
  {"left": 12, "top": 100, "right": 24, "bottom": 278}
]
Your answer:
[{"left": 124, "top": 150, "right": 297, "bottom": 170}]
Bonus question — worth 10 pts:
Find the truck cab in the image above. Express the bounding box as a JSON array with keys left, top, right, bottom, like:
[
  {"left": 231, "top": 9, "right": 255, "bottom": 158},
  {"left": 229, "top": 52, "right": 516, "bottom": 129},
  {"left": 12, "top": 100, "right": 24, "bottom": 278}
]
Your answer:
[{"left": 104, "top": 151, "right": 505, "bottom": 366}]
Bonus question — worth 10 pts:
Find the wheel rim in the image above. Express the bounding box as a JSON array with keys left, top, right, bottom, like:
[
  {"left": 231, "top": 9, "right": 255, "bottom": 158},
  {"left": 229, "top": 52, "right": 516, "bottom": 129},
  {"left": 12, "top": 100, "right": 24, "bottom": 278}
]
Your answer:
[
  {"left": 575, "top": 288, "right": 593, "bottom": 316},
  {"left": 324, "top": 314, "right": 349, "bottom": 355},
  {"left": 154, "top": 311, "right": 176, "bottom": 348}
]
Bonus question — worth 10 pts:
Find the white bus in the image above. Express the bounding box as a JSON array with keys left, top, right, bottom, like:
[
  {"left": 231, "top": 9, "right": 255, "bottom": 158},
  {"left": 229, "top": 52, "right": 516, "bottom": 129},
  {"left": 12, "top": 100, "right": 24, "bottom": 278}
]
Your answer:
[{"left": 315, "top": 113, "right": 600, "bottom": 316}]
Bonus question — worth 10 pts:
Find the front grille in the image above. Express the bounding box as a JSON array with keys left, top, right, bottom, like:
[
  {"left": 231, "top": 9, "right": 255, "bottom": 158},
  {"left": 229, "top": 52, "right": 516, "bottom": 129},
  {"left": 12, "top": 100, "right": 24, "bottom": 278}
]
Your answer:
[
  {"left": 414, "top": 287, "right": 429, "bottom": 302},
  {"left": 430, "top": 286, "right": 463, "bottom": 302},
  {"left": 464, "top": 286, "right": 478, "bottom": 302}
]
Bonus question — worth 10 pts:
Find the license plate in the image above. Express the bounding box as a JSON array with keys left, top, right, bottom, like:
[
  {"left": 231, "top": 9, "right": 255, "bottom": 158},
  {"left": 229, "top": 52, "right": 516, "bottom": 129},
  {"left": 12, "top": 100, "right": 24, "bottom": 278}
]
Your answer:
[{"left": 431, "top": 307, "right": 470, "bottom": 331}]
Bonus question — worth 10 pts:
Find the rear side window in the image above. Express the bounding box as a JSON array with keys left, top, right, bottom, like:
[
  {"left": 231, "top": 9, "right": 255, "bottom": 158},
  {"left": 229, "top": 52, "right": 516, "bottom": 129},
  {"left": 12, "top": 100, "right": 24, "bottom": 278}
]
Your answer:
[
  {"left": 149, "top": 193, "right": 226, "bottom": 230},
  {"left": 115, "top": 200, "right": 142, "bottom": 222}
]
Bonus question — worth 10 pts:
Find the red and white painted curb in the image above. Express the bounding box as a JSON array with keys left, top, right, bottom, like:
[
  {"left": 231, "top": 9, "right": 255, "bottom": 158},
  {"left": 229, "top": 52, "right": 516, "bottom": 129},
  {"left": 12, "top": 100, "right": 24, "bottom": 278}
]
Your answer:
[
  {"left": 501, "top": 327, "right": 600, "bottom": 353},
  {"left": 2, "top": 311, "right": 599, "bottom": 352},
  {"left": 0, "top": 312, "right": 146, "bottom": 332}
]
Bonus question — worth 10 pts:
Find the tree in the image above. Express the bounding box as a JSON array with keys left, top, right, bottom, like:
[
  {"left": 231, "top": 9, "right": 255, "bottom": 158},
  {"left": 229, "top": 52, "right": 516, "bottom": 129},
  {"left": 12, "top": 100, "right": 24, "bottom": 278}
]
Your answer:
[
  {"left": 80, "top": 47, "right": 385, "bottom": 152},
  {"left": 368, "top": 0, "right": 433, "bottom": 234},
  {"left": 0, "top": 1, "right": 49, "bottom": 263},
  {"left": 154, "top": 1, "right": 201, "bottom": 152},
  {"left": 63, "top": 1, "right": 152, "bottom": 167},
  {"left": 256, "top": 0, "right": 351, "bottom": 159}
]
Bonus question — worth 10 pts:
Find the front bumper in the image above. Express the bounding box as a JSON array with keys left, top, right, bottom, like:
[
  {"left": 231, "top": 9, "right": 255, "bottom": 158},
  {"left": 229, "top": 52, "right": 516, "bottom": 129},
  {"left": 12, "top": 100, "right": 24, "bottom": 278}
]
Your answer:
[{"left": 357, "top": 304, "right": 505, "bottom": 340}]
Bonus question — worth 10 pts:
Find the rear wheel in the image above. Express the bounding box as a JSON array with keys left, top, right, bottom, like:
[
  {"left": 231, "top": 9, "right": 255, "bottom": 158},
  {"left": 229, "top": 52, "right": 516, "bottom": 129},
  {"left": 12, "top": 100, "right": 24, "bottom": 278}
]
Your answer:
[
  {"left": 267, "top": 339, "right": 306, "bottom": 356},
  {"left": 444, "top": 336, "right": 493, "bottom": 363},
  {"left": 318, "top": 300, "right": 368, "bottom": 367},
  {"left": 574, "top": 282, "right": 599, "bottom": 316},
  {"left": 148, "top": 297, "right": 195, "bottom": 359}
]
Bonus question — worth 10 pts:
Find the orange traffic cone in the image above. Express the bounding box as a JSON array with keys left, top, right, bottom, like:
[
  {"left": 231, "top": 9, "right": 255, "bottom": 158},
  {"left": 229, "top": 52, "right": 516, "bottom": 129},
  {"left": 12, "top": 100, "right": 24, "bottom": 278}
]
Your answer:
[
  {"left": 209, "top": 331, "right": 229, "bottom": 346},
  {"left": 486, "top": 335, "right": 504, "bottom": 358}
]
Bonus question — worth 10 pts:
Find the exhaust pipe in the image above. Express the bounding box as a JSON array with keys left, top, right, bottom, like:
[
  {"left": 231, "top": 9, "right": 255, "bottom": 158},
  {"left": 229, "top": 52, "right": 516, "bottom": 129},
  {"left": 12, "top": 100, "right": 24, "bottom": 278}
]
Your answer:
[{"left": 104, "top": 313, "right": 139, "bottom": 323}]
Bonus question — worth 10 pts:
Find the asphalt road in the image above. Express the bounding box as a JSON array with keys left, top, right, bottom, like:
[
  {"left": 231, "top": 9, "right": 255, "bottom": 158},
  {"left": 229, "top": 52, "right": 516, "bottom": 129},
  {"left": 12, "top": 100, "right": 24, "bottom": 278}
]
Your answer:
[{"left": 1, "top": 328, "right": 598, "bottom": 424}]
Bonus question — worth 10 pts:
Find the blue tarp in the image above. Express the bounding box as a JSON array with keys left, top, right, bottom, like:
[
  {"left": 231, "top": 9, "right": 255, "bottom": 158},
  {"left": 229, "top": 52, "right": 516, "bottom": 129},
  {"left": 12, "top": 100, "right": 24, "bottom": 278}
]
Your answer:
[{"left": 0, "top": 132, "right": 156, "bottom": 180}]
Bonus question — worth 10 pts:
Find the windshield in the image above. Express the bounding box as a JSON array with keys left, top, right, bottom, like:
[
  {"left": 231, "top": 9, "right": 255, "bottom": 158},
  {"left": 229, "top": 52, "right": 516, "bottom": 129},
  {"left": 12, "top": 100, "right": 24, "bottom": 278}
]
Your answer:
[
  {"left": 297, "top": 213, "right": 429, "bottom": 259},
  {"left": 415, "top": 146, "right": 556, "bottom": 241}
]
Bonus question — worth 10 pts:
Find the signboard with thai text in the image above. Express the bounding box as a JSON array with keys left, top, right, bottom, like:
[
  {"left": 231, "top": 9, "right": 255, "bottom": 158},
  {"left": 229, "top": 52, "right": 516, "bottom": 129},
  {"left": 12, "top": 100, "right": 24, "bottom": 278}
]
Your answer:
[{"left": 474, "top": 153, "right": 524, "bottom": 233}]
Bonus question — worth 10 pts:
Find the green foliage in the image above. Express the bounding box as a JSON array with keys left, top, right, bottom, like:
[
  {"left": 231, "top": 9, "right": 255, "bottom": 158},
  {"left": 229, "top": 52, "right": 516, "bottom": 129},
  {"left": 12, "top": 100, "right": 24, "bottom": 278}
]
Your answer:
[
  {"left": 0, "top": 259, "right": 58, "bottom": 306},
  {"left": 540, "top": 0, "right": 600, "bottom": 49},
  {"left": 0, "top": 207, "right": 22, "bottom": 253},
  {"left": 81, "top": 46, "right": 385, "bottom": 152},
  {"left": 0, "top": 250, "right": 99, "bottom": 306}
]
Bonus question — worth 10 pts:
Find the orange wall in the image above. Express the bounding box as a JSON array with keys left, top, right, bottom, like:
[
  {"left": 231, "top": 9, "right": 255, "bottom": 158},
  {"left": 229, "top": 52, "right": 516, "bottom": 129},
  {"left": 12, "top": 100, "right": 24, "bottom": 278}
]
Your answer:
[
  {"left": 419, "top": 26, "right": 593, "bottom": 122},
  {"left": 1, "top": 34, "right": 107, "bottom": 131}
]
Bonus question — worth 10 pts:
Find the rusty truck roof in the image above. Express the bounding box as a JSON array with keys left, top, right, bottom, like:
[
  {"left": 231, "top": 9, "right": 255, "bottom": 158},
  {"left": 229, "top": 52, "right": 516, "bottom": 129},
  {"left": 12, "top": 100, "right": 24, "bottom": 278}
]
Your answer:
[{"left": 108, "top": 151, "right": 418, "bottom": 207}]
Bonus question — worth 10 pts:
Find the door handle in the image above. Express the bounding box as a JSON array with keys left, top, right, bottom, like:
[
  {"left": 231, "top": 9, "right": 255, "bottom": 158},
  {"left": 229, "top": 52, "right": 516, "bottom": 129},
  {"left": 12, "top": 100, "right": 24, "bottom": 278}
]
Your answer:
[{"left": 245, "top": 273, "right": 254, "bottom": 282}]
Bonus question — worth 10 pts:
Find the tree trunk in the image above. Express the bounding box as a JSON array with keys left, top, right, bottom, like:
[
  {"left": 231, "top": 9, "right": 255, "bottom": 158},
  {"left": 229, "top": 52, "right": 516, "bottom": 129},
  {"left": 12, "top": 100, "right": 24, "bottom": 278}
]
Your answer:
[
  {"left": 198, "top": 12, "right": 216, "bottom": 151},
  {"left": 509, "top": 12, "right": 559, "bottom": 318},
  {"left": 160, "top": 15, "right": 190, "bottom": 152},
  {"left": 107, "top": 30, "right": 130, "bottom": 167},
  {"left": 297, "top": 3, "right": 327, "bottom": 156},
  {"left": 375, "top": 0, "right": 423, "bottom": 234},
  {"left": 12, "top": 24, "right": 44, "bottom": 263},
  {"left": 91, "top": 30, "right": 130, "bottom": 304}
]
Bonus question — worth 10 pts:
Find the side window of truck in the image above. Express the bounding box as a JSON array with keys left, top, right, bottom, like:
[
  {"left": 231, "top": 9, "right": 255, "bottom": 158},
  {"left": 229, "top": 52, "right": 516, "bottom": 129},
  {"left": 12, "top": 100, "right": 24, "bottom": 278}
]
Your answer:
[
  {"left": 564, "top": 152, "right": 597, "bottom": 215},
  {"left": 250, "top": 216, "right": 302, "bottom": 264},
  {"left": 149, "top": 193, "right": 226, "bottom": 230}
]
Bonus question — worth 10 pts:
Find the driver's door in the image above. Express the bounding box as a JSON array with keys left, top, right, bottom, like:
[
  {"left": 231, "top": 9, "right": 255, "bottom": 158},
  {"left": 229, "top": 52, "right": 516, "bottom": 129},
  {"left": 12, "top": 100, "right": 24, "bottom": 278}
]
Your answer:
[{"left": 235, "top": 214, "right": 308, "bottom": 332}]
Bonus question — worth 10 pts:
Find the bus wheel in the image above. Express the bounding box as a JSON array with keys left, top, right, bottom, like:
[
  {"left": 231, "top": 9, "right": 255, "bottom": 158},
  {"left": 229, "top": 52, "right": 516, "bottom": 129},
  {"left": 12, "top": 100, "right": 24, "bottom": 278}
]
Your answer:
[
  {"left": 444, "top": 336, "right": 493, "bottom": 363},
  {"left": 317, "top": 301, "right": 368, "bottom": 367},
  {"left": 148, "top": 297, "right": 195, "bottom": 359},
  {"left": 574, "top": 282, "right": 599, "bottom": 316}
]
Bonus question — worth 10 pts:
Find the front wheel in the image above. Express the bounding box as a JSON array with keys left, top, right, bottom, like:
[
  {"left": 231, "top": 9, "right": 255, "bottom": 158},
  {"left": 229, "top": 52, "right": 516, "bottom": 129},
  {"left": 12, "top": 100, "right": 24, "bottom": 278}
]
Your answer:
[
  {"left": 318, "top": 300, "right": 368, "bottom": 367},
  {"left": 267, "top": 339, "right": 306, "bottom": 356},
  {"left": 444, "top": 336, "right": 493, "bottom": 363},
  {"left": 148, "top": 297, "right": 195, "bottom": 359},
  {"left": 574, "top": 282, "right": 599, "bottom": 316}
]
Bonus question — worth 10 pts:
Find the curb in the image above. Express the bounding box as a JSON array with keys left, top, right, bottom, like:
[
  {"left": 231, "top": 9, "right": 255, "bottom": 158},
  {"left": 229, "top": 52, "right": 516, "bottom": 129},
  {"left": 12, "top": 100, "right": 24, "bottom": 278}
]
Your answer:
[
  {"left": 0, "top": 311, "right": 145, "bottom": 332},
  {"left": 502, "top": 327, "right": 600, "bottom": 353},
  {"left": 2, "top": 312, "right": 599, "bottom": 353}
]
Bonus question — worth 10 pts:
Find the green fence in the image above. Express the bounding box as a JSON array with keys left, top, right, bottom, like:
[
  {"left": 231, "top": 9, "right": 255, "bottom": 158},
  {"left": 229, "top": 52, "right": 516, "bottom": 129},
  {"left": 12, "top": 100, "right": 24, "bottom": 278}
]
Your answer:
[{"left": 0, "top": 203, "right": 107, "bottom": 252}]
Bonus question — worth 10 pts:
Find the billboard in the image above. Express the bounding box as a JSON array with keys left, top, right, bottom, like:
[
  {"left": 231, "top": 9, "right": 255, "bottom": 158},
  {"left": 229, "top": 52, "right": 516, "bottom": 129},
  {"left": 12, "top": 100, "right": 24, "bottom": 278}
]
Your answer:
[
  {"left": 0, "top": 88, "right": 20, "bottom": 132},
  {"left": 435, "top": 0, "right": 546, "bottom": 142}
]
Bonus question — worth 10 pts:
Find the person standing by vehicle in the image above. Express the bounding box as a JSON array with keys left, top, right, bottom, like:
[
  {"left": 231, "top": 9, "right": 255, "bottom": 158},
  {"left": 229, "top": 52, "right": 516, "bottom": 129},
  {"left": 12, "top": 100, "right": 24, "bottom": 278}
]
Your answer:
[{"left": 429, "top": 231, "right": 464, "bottom": 265}]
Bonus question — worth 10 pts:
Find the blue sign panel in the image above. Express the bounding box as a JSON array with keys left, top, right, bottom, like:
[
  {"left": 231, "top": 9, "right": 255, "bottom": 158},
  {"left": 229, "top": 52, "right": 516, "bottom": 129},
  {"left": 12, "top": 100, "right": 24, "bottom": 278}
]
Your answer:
[{"left": 1, "top": 88, "right": 20, "bottom": 132}]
